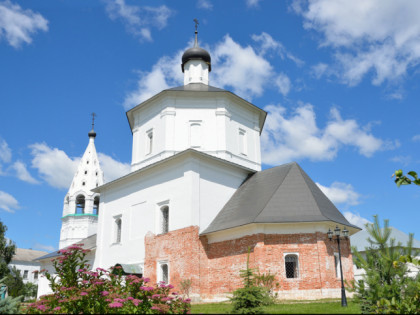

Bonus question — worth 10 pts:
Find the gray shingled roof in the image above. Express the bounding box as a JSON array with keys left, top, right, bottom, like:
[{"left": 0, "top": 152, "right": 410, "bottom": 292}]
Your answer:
[
  {"left": 351, "top": 227, "right": 420, "bottom": 252},
  {"left": 12, "top": 248, "right": 48, "bottom": 262},
  {"left": 35, "top": 234, "right": 97, "bottom": 261},
  {"left": 202, "top": 162, "right": 360, "bottom": 234},
  {"left": 165, "top": 83, "right": 226, "bottom": 92}
]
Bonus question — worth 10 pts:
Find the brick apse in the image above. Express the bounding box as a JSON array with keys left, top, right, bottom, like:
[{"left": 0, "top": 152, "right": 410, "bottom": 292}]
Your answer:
[{"left": 144, "top": 226, "right": 354, "bottom": 301}]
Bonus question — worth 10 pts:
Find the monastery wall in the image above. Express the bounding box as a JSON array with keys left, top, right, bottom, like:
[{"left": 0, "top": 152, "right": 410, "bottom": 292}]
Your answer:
[{"left": 144, "top": 225, "right": 354, "bottom": 301}]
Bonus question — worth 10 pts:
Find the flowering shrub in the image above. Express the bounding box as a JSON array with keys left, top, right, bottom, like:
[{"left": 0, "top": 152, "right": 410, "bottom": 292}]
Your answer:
[{"left": 24, "top": 245, "right": 190, "bottom": 314}]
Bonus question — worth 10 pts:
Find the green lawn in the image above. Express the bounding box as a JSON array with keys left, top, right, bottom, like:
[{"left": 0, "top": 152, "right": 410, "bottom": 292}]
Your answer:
[{"left": 191, "top": 299, "right": 361, "bottom": 314}]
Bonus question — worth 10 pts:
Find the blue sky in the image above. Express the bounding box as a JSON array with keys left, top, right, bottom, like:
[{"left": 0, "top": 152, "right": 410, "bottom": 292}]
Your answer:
[{"left": 0, "top": 0, "right": 419, "bottom": 252}]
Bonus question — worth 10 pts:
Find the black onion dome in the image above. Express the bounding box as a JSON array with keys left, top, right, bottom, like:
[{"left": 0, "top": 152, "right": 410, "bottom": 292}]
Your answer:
[
  {"left": 88, "top": 129, "right": 96, "bottom": 138},
  {"left": 181, "top": 30, "right": 211, "bottom": 72}
]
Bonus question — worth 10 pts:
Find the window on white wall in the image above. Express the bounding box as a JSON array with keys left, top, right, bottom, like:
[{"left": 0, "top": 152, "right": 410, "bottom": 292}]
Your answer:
[
  {"left": 23, "top": 270, "right": 28, "bottom": 279},
  {"left": 158, "top": 262, "right": 169, "bottom": 284},
  {"left": 160, "top": 206, "right": 169, "bottom": 234},
  {"left": 334, "top": 253, "right": 341, "bottom": 278},
  {"left": 34, "top": 271, "right": 39, "bottom": 280},
  {"left": 115, "top": 217, "right": 122, "bottom": 243},
  {"left": 239, "top": 129, "right": 247, "bottom": 155},
  {"left": 146, "top": 129, "right": 153, "bottom": 155},
  {"left": 285, "top": 254, "right": 299, "bottom": 278},
  {"left": 190, "top": 122, "right": 202, "bottom": 148}
]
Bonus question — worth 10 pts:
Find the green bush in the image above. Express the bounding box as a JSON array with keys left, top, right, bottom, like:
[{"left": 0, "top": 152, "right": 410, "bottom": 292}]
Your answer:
[{"left": 0, "top": 295, "right": 23, "bottom": 314}]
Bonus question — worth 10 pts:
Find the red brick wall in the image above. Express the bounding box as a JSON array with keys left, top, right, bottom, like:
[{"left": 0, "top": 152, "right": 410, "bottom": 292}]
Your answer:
[{"left": 144, "top": 226, "right": 354, "bottom": 300}]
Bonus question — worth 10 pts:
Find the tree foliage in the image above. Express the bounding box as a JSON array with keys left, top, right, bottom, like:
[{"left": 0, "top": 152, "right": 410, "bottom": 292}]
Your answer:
[
  {"left": 393, "top": 169, "right": 420, "bottom": 187},
  {"left": 0, "top": 220, "right": 16, "bottom": 279},
  {"left": 230, "top": 247, "right": 266, "bottom": 314},
  {"left": 2, "top": 266, "right": 25, "bottom": 297},
  {"left": 349, "top": 216, "right": 420, "bottom": 314}
]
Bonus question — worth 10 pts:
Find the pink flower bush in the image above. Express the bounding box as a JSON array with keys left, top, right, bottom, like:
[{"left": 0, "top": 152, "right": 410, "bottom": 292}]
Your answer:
[{"left": 24, "top": 244, "right": 190, "bottom": 314}]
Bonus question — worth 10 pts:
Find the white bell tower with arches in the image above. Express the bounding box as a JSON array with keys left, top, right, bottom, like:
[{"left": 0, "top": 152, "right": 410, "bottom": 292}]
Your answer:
[{"left": 59, "top": 116, "right": 104, "bottom": 249}]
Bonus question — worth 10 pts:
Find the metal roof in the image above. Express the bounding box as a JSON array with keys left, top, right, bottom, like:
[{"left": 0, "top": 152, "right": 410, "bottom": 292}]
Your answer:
[
  {"left": 202, "top": 162, "right": 360, "bottom": 235},
  {"left": 12, "top": 248, "right": 48, "bottom": 262},
  {"left": 350, "top": 227, "right": 420, "bottom": 252},
  {"left": 35, "top": 234, "right": 97, "bottom": 261}
]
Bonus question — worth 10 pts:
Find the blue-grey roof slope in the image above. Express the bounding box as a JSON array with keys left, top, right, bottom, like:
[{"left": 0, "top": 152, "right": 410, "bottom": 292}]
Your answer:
[
  {"left": 202, "top": 162, "right": 360, "bottom": 234},
  {"left": 351, "top": 227, "right": 420, "bottom": 252},
  {"left": 34, "top": 234, "right": 97, "bottom": 261}
]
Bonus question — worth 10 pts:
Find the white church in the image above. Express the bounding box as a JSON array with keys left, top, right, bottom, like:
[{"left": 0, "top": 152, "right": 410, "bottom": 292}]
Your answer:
[{"left": 37, "top": 28, "right": 360, "bottom": 301}]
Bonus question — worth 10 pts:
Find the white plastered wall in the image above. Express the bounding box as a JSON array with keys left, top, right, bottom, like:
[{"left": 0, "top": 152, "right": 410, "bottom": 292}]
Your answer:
[
  {"left": 94, "top": 152, "right": 251, "bottom": 270},
  {"left": 130, "top": 93, "right": 262, "bottom": 172}
]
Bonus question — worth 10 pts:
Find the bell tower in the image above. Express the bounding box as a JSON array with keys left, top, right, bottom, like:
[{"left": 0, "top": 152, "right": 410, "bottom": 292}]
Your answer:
[{"left": 59, "top": 114, "right": 104, "bottom": 249}]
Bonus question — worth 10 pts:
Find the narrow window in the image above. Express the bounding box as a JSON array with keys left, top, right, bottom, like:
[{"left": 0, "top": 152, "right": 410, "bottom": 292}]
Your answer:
[
  {"left": 75, "top": 195, "right": 85, "bottom": 214},
  {"left": 160, "top": 206, "right": 169, "bottom": 234},
  {"left": 34, "top": 271, "right": 39, "bottom": 280},
  {"left": 190, "top": 122, "right": 202, "bottom": 148},
  {"left": 160, "top": 263, "right": 169, "bottom": 284},
  {"left": 23, "top": 270, "right": 28, "bottom": 280},
  {"left": 285, "top": 254, "right": 299, "bottom": 279},
  {"left": 84, "top": 171, "right": 87, "bottom": 175},
  {"left": 239, "top": 129, "right": 247, "bottom": 155},
  {"left": 146, "top": 130, "right": 153, "bottom": 155},
  {"left": 93, "top": 196, "right": 100, "bottom": 215},
  {"left": 82, "top": 182, "right": 85, "bottom": 186},
  {"left": 334, "top": 253, "right": 341, "bottom": 278},
  {"left": 115, "top": 218, "right": 122, "bottom": 243}
]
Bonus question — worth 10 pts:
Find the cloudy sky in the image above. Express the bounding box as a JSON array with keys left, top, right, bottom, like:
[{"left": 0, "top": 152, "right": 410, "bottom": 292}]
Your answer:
[{"left": 1, "top": 0, "right": 419, "bottom": 252}]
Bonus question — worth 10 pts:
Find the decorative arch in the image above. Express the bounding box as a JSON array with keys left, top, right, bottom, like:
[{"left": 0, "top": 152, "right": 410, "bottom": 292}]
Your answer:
[
  {"left": 75, "top": 194, "right": 86, "bottom": 214},
  {"left": 93, "top": 196, "right": 100, "bottom": 215}
]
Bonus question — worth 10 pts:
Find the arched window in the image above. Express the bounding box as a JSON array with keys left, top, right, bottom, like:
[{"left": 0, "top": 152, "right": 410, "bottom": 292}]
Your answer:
[
  {"left": 93, "top": 196, "right": 100, "bottom": 215},
  {"left": 146, "top": 129, "right": 153, "bottom": 155},
  {"left": 75, "top": 195, "right": 85, "bottom": 214},
  {"left": 190, "top": 122, "right": 202, "bottom": 148},
  {"left": 239, "top": 129, "right": 247, "bottom": 155},
  {"left": 159, "top": 262, "right": 169, "bottom": 284},
  {"left": 115, "top": 218, "right": 122, "bottom": 243},
  {"left": 160, "top": 206, "right": 169, "bottom": 234},
  {"left": 285, "top": 254, "right": 299, "bottom": 278}
]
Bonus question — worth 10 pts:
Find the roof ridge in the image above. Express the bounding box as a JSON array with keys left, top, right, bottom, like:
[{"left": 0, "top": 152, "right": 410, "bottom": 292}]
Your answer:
[
  {"left": 251, "top": 163, "right": 294, "bottom": 222},
  {"left": 295, "top": 164, "right": 353, "bottom": 227}
]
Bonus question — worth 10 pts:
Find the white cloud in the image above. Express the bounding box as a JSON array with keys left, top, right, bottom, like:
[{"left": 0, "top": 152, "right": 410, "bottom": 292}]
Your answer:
[
  {"left": 33, "top": 242, "right": 56, "bottom": 252},
  {"left": 246, "top": 0, "right": 261, "bottom": 7},
  {"left": 212, "top": 35, "right": 274, "bottom": 99},
  {"left": 261, "top": 103, "right": 394, "bottom": 165},
  {"left": 97, "top": 153, "right": 130, "bottom": 183},
  {"left": 412, "top": 135, "right": 420, "bottom": 142},
  {"left": 0, "top": 138, "right": 12, "bottom": 174},
  {"left": 10, "top": 160, "right": 39, "bottom": 184},
  {"left": 105, "top": 0, "right": 173, "bottom": 42},
  {"left": 0, "top": 190, "right": 19, "bottom": 213},
  {"left": 317, "top": 181, "right": 360, "bottom": 206},
  {"left": 123, "top": 51, "right": 183, "bottom": 109},
  {"left": 0, "top": 0, "right": 48, "bottom": 48},
  {"left": 29, "top": 142, "right": 130, "bottom": 189},
  {"left": 30, "top": 143, "right": 79, "bottom": 189},
  {"left": 275, "top": 73, "right": 291, "bottom": 96},
  {"left": 123, "top": 33, "right": 296, "bottom": 109},
  {"left": 197, "top": 0, "right": 213, "bottom": 10},
  {"left": 343, "top": 211, "right": 371, "bottom": 229},
  {"left": 295, "top": 0, "right": 420, "bottom": 86},
  {"left": 251, "top": 32, "right": 304, "bottom": 66}
]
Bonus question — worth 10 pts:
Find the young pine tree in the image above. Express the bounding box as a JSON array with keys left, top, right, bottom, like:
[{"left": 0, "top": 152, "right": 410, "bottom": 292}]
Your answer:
[{"left": 350, "top": 216, "right": 420, "bottom": 314}]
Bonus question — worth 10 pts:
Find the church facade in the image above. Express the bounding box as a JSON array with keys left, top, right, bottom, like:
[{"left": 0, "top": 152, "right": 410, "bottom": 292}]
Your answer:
[{"left": 37, "top": 29, "right": 360, "bottom": 301}]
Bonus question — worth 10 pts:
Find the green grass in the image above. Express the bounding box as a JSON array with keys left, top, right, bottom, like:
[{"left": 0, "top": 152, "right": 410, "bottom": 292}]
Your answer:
[{"left": 191, "top": 299, "right": 361, "bottom": 314}]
